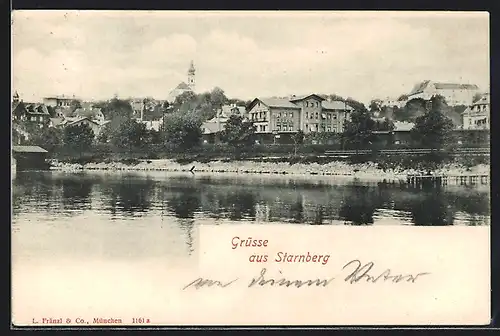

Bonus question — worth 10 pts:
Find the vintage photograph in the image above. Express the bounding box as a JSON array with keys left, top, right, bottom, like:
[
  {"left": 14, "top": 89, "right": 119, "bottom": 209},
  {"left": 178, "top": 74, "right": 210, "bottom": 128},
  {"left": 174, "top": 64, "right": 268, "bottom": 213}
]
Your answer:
[{"left": 11, "top": 11, "right": 490, "bottom": 326}]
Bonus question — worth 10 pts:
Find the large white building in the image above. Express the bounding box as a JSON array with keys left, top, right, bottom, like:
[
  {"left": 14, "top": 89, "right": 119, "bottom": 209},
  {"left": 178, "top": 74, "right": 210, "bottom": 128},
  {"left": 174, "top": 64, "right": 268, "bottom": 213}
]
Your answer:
[
  {"left": 462, "top": 93, "right": 490, "bottom": 130},
  {"left": 406, "top": 80, "right": 480, "bottom": 106}
]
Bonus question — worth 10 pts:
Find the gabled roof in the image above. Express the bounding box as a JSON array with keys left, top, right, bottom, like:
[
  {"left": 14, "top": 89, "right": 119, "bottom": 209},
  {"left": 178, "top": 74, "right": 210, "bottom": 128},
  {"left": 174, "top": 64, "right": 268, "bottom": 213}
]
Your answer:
[
  {"left": 202, "top": 121, "right": 224, "bottom": 134},
  {"left": 65, "top": 117, "right": 100, "bottom": 127},
  {"left": 24, "top": 103, "right": 50, "bottom": 115},
  {"left": 408, "top": 80, "right": 431, "bottom": 96},
  {"left": 472, "top": 93, "right": 490, "bottom": 106},
  {"left": 12, "top": 145, "right": 48, "bottom": 153},
  {"left": 289, "top": 94, "right": 326, "bottom": 102},
  {"left": 322, "top": 100, "right": 354, "bottom": 110},
  {"left": 54, "top": 106, "right": 74, "bottom": 118},
  {"left": 250, "top": 97, "right": 301, "bottom": 110},
  {"left": 74, "top": 107, "right": 103, "bottom": 119},
  {"left": 174, "top": 82, "right": 191, "bottom": 90}
]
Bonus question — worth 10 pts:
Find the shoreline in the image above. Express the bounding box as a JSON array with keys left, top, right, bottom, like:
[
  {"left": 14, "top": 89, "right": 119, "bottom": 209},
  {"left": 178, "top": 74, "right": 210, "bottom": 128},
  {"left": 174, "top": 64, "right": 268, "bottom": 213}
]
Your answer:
[{"left": 48, "top": 159, "right": 490, "bottom": 183}]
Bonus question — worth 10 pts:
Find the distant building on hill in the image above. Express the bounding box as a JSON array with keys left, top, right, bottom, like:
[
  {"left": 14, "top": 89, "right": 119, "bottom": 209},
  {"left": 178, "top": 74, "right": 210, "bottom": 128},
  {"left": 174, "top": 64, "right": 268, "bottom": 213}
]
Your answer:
[{"left": 406, "top": 80, "right": 479, "bottom": 106}]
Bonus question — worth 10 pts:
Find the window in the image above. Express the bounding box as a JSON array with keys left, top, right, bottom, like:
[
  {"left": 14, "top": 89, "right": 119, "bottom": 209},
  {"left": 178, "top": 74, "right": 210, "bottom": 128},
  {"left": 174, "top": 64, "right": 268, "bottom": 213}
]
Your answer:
[
  {"left": 306, "top": 112, "right": 309, "bottom": 119},
  {"left": 305, "top": 124, "right": 308, "bottom": 130},
  {"left": 315, "top": 112, "right": 319, "bottom": 119},
  {"left": 289, "top": 112, "right": 293, "bottom": 118},
  {"left": 327, "top": 126, "right": 331, "bottom": 132},
  {"left": 263, "top": 125, "right": 266, "bottom": 132},
  {"left": 333, "top": 114, "right": 337, "bottom": 119},
  {"left": 316, "top": 102, "right": 319, "bottom": 107},
  {"left": 306, "top": 102, "right": 309, "bottom": 107},
  {"left": 30, "top": 116, "right": 36, "bottom": 121},
  {"left": 276, "top": 124, "right": 281, "bottom": 131}
]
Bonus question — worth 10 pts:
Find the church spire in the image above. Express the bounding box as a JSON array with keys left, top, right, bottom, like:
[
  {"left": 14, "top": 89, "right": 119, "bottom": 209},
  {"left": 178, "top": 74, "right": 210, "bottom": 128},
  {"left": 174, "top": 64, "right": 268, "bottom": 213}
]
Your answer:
[{"left": 187, "top": 60, "right": 196, "bottom": 91}]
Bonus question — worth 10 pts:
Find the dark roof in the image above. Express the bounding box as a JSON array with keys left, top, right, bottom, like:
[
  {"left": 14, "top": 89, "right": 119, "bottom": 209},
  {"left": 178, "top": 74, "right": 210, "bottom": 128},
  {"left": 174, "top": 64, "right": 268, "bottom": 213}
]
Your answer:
[
  {"left": 408, "top": 80, "right": 431, "bottom": 96},
  {"left": 174, "top": 82, "right": 191, "bottom": 90},
  {"left": 258, "top": 98, "right": 301, "bottom": 109},
  {"left": 12, "top": 145, "right": 48, "bottom": 153},
  {"left": 322, "top": 100, "right": 354, "bottom": 110},
  {"left": 74, "top": 107, "right": 103, "bottom": 119},
  {"left": 55, "top": 106, "right": 74, "bottom": 117},
  {"left": 23, "top": 103, "right": 50, "bottom": 116},
  {"left": 289, "top": 94, "right": 326, "bottom": 102}
]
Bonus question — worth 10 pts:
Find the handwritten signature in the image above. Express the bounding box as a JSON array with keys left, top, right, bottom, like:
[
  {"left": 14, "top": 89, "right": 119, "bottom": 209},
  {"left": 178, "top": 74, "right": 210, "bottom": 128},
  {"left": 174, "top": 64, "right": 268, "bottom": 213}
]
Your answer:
[{"left": 182, "top": 259, "right": 430, "bottom": 290}]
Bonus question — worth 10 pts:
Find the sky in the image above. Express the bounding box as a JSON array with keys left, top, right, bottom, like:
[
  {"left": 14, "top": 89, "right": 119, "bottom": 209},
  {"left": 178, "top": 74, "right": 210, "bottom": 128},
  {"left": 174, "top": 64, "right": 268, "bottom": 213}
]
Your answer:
[{"left": 12, "top": 11, "right": 490, "bottom": 105}]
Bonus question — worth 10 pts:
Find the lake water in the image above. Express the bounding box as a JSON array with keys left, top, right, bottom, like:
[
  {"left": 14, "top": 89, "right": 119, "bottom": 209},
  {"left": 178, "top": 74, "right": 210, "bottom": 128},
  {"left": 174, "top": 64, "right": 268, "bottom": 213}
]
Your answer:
[{"left": 11, "top": 171, "right": 490, "bottom": 324}]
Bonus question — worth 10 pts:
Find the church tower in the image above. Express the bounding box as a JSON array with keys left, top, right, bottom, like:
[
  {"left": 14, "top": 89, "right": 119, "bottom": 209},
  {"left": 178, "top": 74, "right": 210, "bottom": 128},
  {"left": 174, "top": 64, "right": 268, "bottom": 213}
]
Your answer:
[{"left": 187, "top": 60, "right": 196, "bottom": 91}]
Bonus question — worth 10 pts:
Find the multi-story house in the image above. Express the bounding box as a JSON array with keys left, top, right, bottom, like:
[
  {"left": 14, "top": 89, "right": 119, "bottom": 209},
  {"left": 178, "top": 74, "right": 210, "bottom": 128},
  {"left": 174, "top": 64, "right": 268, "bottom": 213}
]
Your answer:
[
  {"left": 406, "top": 80, "right": 480, "bottom": 106},
  {"left": 246, "top": 94, "right": 354, "bottom": 137},
  {"left": 462, "top": 93, "right": 490, "bottom": 130},
  {"left": 12, "top": 92, "right": 51, "bottom": 127}
]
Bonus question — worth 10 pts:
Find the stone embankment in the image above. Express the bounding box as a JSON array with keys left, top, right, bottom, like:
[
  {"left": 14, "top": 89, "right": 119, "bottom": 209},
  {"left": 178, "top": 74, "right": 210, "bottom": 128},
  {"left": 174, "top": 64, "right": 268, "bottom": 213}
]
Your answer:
[{"left": 48, "top": 159, "right": 490, "bottom": 181}]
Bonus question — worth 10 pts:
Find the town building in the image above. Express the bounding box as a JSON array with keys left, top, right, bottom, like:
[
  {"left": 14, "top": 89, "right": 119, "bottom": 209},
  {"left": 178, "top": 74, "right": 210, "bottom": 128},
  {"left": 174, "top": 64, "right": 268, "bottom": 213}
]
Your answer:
[
  {"left": 12, "top": 92, "right": 51, "bottom": 126},
  {"left": 246, "top": 94, "right": 354, "bottom": 142},
  {"left": 55, "top": 117, "right": 109, "bottom": 137},
  {"left": 406, "top": 80, "right": 479, "bottom": 106},
  {"left": 43, "top": 94, "right": 81, "bottom": 108},
  {"left": 202, "top": 104, "right": 246, "bottom": 143},
  {"left": 461, "top": 93, "right": 490, "bottom": 130},
  {"left": 167, "top": 61, "right": 196, "bottom": 103}
]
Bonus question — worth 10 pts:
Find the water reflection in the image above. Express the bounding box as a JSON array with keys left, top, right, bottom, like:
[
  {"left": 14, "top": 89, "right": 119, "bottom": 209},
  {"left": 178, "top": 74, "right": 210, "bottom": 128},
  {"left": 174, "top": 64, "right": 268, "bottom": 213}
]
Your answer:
[{"left": 11, "top": 172, "right": 490, "bottom": 226}]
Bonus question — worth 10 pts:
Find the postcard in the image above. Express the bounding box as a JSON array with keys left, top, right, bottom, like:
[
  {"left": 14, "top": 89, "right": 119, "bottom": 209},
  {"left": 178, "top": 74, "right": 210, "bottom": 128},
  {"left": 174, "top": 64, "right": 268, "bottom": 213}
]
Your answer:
[{"left": 11, "top": 10, "right": 490, "bottom": 327}]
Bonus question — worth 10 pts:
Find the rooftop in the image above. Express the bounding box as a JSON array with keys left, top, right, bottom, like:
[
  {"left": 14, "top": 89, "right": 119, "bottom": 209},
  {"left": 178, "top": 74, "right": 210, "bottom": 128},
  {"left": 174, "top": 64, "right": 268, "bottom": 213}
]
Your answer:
[
  {"left": 12, "top": 145, "right": 48, "bottom": 153},
  {"left": 258, "top": 97, "right": 301, "bottom": 109},
  {"left": 322, "top": 100, "right": 354, "bottom": 110}
]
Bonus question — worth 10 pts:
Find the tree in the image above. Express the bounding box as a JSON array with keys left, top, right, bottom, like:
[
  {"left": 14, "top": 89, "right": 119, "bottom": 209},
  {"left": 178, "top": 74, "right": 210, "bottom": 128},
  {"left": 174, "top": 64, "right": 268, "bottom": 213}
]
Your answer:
[
  {"left": 369, "top": 99, "right": 383, "bottom": 116},
  {"left": 220, "top": 115, "right": 256, "bottom": 151},
  {"left": 344, "top": 97, "right": 368, "bottom": 113},
  {"left": 373, "top": 117, "right": 395, "bottom": 132},
  {"left": 210, "top": 87, "right": 229, "bottom": 109},
  {"left": 70, "top": 99, "right": 82, "bottom": 113},
  {"left": 161, "top": 112, "right": 203, "bottom": 149},
  {"left": 292, "top": 129, "right": 305, "bottom": 155},
  {"left": 411, "top": 95, "right": 456, "bottom": 149},
  {"left": 63, "top": 123, "right": 95, "bottom": 151},
  {"left": 95, "top": 98, "right": 134, "bottom": 136},
  {"left": 109, "top": 119, "right": 148, "bottom": 149},
  {"left": 29, "top": 127, "right": 63, "bottom": 152},
  {"left": 342, "top": 108, "right": 376, "bottom": 150}
]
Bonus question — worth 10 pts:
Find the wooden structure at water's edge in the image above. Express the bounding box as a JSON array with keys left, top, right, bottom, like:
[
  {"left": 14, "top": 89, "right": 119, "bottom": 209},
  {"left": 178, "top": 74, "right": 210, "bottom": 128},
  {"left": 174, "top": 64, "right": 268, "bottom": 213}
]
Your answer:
[
  {"left": 12, "top": 146, "right": 49, "bottom": 171},
  {"left": 406, "top": 173, "right": 489, "bottom": 187}
]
